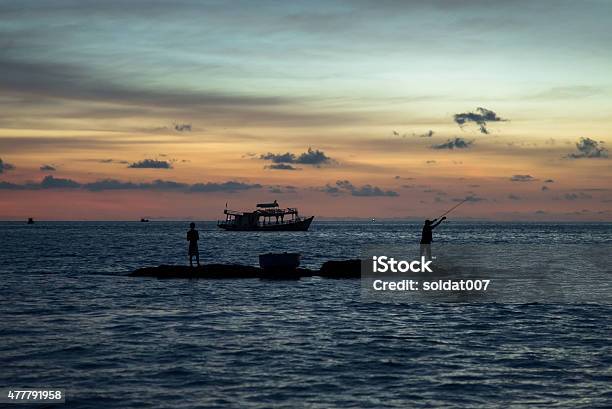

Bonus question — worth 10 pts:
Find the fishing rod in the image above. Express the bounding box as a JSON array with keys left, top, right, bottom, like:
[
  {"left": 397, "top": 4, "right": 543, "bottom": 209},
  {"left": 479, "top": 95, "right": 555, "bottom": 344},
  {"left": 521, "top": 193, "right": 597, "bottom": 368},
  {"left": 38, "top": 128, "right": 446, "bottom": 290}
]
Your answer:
[{"left": 437, "top": 198, "right": 469, "bottom": 219}]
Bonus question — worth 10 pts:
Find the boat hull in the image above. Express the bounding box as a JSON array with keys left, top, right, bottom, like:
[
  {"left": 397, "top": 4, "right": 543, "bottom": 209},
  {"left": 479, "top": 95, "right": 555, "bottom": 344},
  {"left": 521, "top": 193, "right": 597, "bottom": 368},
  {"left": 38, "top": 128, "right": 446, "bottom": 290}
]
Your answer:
[{"left": 217, "top": 216, "right": 314, "bottom": 231}]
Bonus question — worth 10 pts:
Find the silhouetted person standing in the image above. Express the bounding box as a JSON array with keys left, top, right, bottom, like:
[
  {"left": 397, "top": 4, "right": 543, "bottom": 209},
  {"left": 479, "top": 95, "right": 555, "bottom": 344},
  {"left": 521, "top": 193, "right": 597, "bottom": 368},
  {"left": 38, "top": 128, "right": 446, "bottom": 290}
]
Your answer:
[
  {"left": 420, "top": 217, "right": 446, "bottom": 260},
  {"left": 187, "top": 222, "right": 200, "bottom": 267}
]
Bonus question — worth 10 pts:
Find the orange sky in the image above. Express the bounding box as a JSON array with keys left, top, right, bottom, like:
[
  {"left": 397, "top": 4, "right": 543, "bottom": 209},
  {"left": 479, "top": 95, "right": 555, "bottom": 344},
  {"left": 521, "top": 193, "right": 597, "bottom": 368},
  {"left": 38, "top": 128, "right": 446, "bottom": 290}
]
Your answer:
[{"left": 1, "top": 1, "right": 611, "bottom": 220}]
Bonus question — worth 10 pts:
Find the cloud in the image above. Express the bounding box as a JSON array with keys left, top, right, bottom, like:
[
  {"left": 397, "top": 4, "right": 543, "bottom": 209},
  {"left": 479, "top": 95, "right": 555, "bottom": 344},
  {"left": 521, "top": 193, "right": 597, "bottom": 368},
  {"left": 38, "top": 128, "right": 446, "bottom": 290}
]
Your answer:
[
  {"left": 84, "top": 179, "right": 260, "bottom": 193},
  {"left": 453, "top": 194, "right": 485, "bottom": 202},
  {"left": 190, "top": 181, "right": 262, "bottom": 192},
  {"left": 320, "top": 184, "right": 341, "bottom": 195},
  {"left": 265, "top": 164, "right": 300, "bottom": 171},
  {"left": 0, "top": 56, "right": 291, "bottom": 111},
  {"left": 541, "top": 185, "right": 549, "bottom": 191},
  {"left": 0, "top": 176, "right": 262, "bottom": 193},
  {"left": 453, "top": 107, "right": 506, "bottom": 134},
  {"left": 508, "top": 194, "right": 522, "bottom": 200},
  {"left": 431, "top": 137, "right": 473, "bottom": 150},
  {"left": 174, "top": 123, "right": 192, "bottom": 132},
  {"left": 418, "top": 130, "right": 435, "bottom": 138},
  {"left": 563, "top": 192, "right": 592, "bottom": 201},
  {"left": 260, "top": 147, "right": 333, "bottom": 166},
  {"left": 40, "top": 164, "right": 56, "bottom": 171},
  {"left": 83, "top": 179, "right": 189, "bottom": 192},
  {"left": 128, "top": 159, "right": 173, "bottom": 169},
  {"left": 0, "top": 181, "right": 24, "bottom": 190},
  {"left": 544, "top": 179, "right": 555, "bottom": 183},
  {"left": 0, "top": 158, "right": 16, "bottom": 173},
  {"left": 426, "top": 160, "right": 436, "bottom": 164},
  {"left": 395, "top": 130, "right": 434, "bottom": 138},
  {"left": 268, "top": 185, "right": 296, "bottom": 194},
  {"left": 0, "top": 56, "right": 373, "bottom": 128},
  {"left": 566, "top": 137, "right": 608, "bottom": 159},
  {"left": 39, "top": 175, "right": 81, "bottom": 189},
  {"left": 260, "top": 152, "right": 295, "bottom": 163},
  {"left": 510, "top": 174, "right": 536, "bottom": 182},
  {"left": 323, "top": 180, "right": 398, "bottom": 197},
  {"left": 83, "top": 179, "right": 139, "bottom": 191},
  {"left": 99, "top": 159, "right": 129, "bottom": 164},
  {"left": 296, "top": 147, "right": 333, "bottom": 165}
]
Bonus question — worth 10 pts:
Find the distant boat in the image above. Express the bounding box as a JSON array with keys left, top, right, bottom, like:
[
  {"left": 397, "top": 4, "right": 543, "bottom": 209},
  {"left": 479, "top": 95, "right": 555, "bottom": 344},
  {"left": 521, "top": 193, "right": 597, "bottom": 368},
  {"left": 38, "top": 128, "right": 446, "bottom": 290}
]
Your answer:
[
  {"left": 218, "top": 201, "right": 314, "bottom": 231},
  {"left": 140, "top": 218, "right": 149, "bottom": 222},
  {"left": 27, "top": 217, "right": 34, "bottom": 224}
]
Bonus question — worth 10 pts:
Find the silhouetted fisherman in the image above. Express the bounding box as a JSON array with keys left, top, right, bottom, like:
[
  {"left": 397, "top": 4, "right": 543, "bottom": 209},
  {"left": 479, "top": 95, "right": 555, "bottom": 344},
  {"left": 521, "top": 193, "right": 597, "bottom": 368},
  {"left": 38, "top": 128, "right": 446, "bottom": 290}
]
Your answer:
[
  {"left": 420, "top": 216, "right": 446, "bottom": 260},
  {"left": 187, "top": 222, "right": 200, "bottom": 267}
]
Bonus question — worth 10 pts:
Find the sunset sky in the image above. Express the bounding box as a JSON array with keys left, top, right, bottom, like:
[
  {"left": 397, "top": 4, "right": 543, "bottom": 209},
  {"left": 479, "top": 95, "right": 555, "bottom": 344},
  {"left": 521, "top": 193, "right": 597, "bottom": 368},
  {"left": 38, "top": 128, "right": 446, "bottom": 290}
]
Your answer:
[{"left": 1, "top": 0, "right": 611, "bottom": 220}]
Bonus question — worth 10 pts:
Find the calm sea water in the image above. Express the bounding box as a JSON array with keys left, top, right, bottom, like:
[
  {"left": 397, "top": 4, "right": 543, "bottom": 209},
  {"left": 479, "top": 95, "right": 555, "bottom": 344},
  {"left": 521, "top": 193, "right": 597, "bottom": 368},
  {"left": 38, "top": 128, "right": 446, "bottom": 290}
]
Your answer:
[{"left": 1, "top": 221, "right": 611, "bottom": 408}]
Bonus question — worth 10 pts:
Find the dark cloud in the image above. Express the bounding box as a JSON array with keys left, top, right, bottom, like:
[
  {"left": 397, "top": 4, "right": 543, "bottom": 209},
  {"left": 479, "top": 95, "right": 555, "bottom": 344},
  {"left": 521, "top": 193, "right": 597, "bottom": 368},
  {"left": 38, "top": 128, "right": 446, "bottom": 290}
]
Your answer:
[
  {"left": 83, "top": 179, "right": 260, "bottom": 193},
  {"left": 296, "top": 147, "right": 333, "bottom": 165},
  {"left": 510, "top": 174, "right": 536, "bottom": 182},
  {"left": 0, "top": 56, "right": 367, "bottom": 128},
  {"left": 39, "top": 175, "right": 81, "bottom": 189},
  {"left": 418, "top": 130, "right": 435, "bottom": 138},
  {"left": 261, "top": 152, "right": 296, "bottom": 163},
  {"left": 398, "top": 130, "right": 435, "bottom": 138},
  {"left": 40, "top": 164, "right": 56, "bottom": 171},
  {"left": 174, "top": 123, "right": 192, "bottom": 132},
  {"left": 0, "top": 176, "right": 261, "bottom": 193},
  {"left": 508, "top": 194, "right": 522, "bottom": 200},
  {"left": 544, "top": 179, "right": 555, "bottom": 183},
  {"left": 0, "top": 158, "right": 16, "bottom": 173},
  {"left": 541, "top": 185, "right": 549, "bottom": 191},
  {"left": 431, "top": 137, "right": 473, "bottom": 150},
  {"left": 566, "top": 137, "right": 608, "bottom": 159},
  {"left": 268, "top": 185, "right": 296, "bottom": 194},
  {"left": 99, "top": 159, "right": 129, "bottom": 164},
  {"left": 265, "top": 164, "right": 300, "bottom": 171},
  {"left": 190, "top": 181, "right": 262, "bottom": 192},
  {"left": 0, "top": 57, "right": 289, "bottom": 110},
  {"left": 426, "top": 160, "right": 436, "bottom": 164},
  {"left": 423, "top": 189, "right": 447, "bottom": 196},
  {"left": 320, "top": 184, "right": 341, "bottom": 195},
  {"left": 260, "top": 147, "right": 333, "bottom": 167},
  {"left": 453, "top": 107, "right": 506, "bottom": 134},
  {"left": 323, "top": 180, "right": 399, "bottom": 197},
  {"left": 83, "top": 179, "right": 139, "bottom": 191},
  {"left": 453, "top": 194, "right": 485, "bottom": 202},
  {"left": 83, "top": 179, "right": 188, "bottom": 192},
  {"left": 563, "top": 192, "right": 592, "bottom": 201},
  {"left": 128, "top": 159, "right": 173, "bottom": 169},
  {"left": 0, "top": 181, "right": 24, "bottom": 190}
]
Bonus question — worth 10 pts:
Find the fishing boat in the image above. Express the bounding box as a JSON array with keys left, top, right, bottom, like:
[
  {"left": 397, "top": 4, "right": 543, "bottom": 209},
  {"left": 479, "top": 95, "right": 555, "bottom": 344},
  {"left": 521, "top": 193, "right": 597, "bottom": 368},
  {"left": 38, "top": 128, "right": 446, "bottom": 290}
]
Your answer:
[{"left": 217, "top": 200, "right": 314, "bottom": 231}]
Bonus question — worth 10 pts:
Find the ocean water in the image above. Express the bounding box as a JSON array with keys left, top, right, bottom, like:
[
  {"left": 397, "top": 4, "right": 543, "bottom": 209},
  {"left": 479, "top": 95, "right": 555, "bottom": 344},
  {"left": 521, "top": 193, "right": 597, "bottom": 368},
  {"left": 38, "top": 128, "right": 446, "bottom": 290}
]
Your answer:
[{"left": 1, "top": 221, "right": 611, "bottom": 408}]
